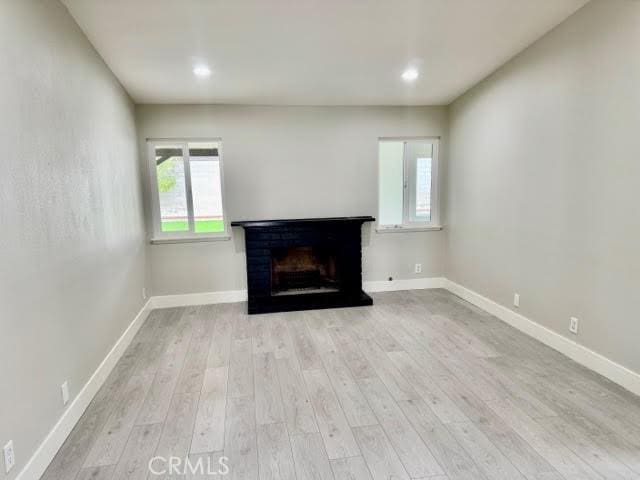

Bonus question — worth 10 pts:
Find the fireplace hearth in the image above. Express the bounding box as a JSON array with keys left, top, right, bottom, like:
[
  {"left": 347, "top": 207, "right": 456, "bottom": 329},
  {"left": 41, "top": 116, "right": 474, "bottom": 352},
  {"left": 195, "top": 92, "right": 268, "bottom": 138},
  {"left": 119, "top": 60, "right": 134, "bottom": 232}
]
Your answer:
[{"left": 231, "top": 216, "right": 374, "bottom": 314}]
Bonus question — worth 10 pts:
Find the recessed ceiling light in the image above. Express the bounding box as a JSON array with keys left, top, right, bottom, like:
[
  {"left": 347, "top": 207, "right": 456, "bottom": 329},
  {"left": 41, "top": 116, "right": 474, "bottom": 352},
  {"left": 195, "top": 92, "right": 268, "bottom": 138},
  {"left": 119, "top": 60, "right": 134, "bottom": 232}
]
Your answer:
[
  {"left": 193, "top": 64, "right": 211, "bottom": 77},
  {"left": 401, "top": 68, "right": 419, "bottom": 82}
]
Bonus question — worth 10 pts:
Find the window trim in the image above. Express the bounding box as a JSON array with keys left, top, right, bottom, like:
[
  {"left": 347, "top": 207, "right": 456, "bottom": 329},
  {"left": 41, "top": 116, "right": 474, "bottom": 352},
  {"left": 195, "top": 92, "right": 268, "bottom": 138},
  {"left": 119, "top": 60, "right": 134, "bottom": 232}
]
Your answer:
[
  {"left": 376, "top": 136, "right": 441, "bottom": 232},
  {"left": 147, "top": 138, "right": 230, "bottom": 243}
]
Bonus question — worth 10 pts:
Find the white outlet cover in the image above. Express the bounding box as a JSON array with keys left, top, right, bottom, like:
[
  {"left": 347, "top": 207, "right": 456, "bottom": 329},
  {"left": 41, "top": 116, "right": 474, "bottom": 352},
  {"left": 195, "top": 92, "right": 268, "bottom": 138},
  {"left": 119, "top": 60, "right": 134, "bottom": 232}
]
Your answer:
[
  {"left": 415, "top": 263, "right": 422, "bottom": 274},
  {"left": 513, "top": 293, "right": 520, "bottom": 308},
  {"left": 569, "top": 317, "right": 579, "bottom": 334},
  {"left": 61, "top": 381, "right": 70, "bottom": 405},
  {"left": 3, "top": 440, "right": 15, "bottom": 473}
]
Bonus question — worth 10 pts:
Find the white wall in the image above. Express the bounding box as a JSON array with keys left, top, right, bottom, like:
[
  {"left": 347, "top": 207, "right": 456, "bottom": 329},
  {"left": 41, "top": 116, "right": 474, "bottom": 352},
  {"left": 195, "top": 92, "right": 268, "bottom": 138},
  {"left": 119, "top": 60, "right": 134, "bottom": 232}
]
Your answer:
[
  {"left": 0, "top": 2, "right": 146, "bottom": 478},
  {"left": 136, "top": 105, "right": 448, "bottom": 295},
  {"left": 447, "top": 0, "right": 640, "bottom": 373}
]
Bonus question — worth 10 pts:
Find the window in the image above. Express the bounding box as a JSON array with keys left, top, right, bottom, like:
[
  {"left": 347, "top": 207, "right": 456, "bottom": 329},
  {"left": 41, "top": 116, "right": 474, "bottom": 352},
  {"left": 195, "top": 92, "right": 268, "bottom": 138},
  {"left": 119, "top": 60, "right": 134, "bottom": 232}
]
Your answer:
[
  {"left": 148, "top": 140, "right": 227, "bottom": 241},
  {"left": 378, "top": 138, "right": 440, "bottom": 230}
]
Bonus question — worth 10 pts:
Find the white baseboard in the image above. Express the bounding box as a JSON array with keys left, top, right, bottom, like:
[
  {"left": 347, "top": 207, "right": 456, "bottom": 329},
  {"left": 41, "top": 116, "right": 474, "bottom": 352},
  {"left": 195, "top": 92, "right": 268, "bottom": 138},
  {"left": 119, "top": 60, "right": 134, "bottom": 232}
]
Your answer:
[
  {"left": 16, "top": 300, "right": 153, "bottom": 480},
  {"left": 148, "top": 278, "right": 447, "bottom": 309},
  {"left": 150, "top": 289, "right": 248, "bottom": 309},
  {"left": 443, "top": 279, "right": 640, "bottom": 397},
  {"left": 364, "top": 277, "right": 446, "bottom": 292}
]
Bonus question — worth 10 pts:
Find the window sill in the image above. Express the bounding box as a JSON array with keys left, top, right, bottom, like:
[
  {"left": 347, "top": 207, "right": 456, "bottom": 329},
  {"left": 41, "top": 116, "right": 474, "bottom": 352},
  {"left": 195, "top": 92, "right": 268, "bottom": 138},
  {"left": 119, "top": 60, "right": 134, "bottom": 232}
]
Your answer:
[
  {"left": 150, "top": 235, "right": 231, "bottom": 245},
  {"left": 376, "top": 225, "right": 443, "bottom": 234}
]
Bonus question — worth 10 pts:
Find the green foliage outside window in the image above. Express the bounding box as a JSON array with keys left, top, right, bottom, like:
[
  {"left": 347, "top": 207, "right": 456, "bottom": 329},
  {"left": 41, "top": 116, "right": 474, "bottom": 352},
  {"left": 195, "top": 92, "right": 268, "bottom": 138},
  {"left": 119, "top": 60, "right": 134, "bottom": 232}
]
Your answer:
[{"left": 157, "top": 158, "right": 177, "bottom": 193}]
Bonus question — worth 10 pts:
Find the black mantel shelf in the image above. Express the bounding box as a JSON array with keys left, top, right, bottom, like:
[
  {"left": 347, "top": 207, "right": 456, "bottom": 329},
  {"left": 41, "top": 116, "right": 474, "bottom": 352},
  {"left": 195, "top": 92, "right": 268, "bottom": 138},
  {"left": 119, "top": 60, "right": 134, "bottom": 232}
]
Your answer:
[{"left": 231, "top": 216, "right": 375, "bottom": 228}]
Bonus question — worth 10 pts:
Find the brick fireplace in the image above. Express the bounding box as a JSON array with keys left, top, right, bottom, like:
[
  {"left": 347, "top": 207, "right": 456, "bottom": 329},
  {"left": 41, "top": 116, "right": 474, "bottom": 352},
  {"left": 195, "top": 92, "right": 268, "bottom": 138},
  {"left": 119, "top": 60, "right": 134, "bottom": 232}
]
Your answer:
[{"left": 231, "top": 217, "right": 374, "bottom": 314}]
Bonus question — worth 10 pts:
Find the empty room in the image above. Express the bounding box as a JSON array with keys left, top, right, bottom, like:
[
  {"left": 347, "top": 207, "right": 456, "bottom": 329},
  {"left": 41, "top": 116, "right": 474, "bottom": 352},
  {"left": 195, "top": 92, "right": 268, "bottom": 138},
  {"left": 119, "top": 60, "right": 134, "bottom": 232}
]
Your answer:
[{"left": 2, "top": 0, "right": 640, "bottom": 479}]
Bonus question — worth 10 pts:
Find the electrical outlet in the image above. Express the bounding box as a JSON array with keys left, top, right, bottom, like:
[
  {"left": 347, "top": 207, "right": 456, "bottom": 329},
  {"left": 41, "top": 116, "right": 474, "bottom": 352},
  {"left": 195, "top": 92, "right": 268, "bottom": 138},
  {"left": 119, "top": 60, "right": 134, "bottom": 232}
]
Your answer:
[
  {"left": 61, "top": 381, "right": 69, "bottom": 406},
  {"left": 569, "top": 317, "right": 579, "bottom": 334},
  {"left": 3, "top": 440, "right": 15, "bottom": 473},
  {"left": 414, "top": 263, "right": 422, "bottom": 274},
  {"left": 142, "top": 287, "right": 147, "bottom": 300},
  {"left": 513, "top": 293, "right": 520, "bottom": 308}
]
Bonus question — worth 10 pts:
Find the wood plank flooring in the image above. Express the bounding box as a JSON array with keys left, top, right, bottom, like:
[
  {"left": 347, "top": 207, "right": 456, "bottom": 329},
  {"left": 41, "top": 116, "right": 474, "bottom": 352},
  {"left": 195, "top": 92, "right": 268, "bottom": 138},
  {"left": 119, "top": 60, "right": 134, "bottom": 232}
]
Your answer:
[{"left": 43, "top": 290, "right": 640, "bottom": 480}]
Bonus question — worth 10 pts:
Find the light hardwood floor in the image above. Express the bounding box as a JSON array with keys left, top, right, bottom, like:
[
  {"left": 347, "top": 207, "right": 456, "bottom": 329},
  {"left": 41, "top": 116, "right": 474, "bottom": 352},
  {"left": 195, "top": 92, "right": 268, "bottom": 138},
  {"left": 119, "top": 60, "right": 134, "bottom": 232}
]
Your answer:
[{"left": 43, "top": 289, "right": 640, "bottom": 480}]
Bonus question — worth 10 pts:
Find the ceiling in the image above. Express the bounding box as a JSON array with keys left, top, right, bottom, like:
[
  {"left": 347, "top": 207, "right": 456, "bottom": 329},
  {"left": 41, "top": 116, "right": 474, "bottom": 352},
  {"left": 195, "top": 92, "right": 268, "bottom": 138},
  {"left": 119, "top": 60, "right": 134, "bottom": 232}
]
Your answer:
[{"left": 62, "top": 0, "right": 589, "bottom": 105}]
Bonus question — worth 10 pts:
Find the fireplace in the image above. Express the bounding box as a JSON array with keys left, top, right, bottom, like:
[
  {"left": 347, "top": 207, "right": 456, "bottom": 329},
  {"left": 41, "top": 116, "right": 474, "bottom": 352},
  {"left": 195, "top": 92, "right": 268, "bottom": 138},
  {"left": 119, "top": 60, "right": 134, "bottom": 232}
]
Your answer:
[{"left": 231, "top": 217, "right": 374, "bottom": 314}]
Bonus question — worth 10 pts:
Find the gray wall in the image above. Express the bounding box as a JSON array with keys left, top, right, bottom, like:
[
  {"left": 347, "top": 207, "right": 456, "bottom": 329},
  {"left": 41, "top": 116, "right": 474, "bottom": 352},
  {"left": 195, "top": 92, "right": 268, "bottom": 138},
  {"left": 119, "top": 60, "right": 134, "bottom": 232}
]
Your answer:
[
  {"left": 0, "top": 2, "right": 146, "bottom": 478},
  {"left": 136, "top": 105, "right": 448, "bottom": 295},
  {"left": 447, "top": 0, "right": 640, "bottom": 373}
]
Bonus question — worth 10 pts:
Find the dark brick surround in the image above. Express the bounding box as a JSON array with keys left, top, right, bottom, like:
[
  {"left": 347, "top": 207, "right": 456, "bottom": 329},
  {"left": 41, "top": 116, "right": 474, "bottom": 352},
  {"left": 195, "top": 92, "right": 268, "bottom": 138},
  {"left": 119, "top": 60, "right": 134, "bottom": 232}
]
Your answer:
[{"left": 231, "top": 217, "right": 375, "bottom": 314}]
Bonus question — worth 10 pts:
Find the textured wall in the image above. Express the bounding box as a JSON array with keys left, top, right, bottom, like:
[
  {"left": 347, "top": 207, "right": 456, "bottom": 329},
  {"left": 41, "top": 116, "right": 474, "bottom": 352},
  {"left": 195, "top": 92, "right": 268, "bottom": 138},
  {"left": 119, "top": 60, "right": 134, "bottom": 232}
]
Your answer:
[
  {"left": 447, "top": 0, "right": 640, "bottom": 373},
  {"left": 0, "top": 2, "right": 146, "bottom": 478},
  {"left": 136, "top": 105, "right": 448, "bottom": 295}
]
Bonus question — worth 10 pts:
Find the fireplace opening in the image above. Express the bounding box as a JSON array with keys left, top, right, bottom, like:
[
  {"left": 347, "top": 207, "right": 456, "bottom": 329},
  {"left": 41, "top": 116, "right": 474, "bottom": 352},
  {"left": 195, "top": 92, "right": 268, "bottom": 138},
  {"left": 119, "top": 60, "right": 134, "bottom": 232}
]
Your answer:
[{"left": 271, "top": 246, "right": 340, "bottom": 296}]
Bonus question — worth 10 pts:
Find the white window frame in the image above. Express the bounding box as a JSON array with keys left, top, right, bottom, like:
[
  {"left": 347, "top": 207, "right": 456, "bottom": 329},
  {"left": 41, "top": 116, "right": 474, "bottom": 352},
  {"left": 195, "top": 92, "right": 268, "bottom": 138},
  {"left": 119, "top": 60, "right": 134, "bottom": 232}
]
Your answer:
[
  {"left": 376, "top": 137, "right": 441, "bottom": 232},
  {"left": 148, "top": 138, "right": 230, "bottom": 243}
]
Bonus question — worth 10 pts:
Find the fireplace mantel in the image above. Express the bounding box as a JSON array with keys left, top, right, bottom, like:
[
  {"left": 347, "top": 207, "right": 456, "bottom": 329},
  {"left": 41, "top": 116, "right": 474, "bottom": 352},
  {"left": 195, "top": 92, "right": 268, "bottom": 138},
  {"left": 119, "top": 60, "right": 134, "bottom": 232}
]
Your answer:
[
  {"left": 231, "top": 216, "right": 375, "bottom": 314},
  {"left": 231, "top": 216, "right": 375, "bottom": 228}
]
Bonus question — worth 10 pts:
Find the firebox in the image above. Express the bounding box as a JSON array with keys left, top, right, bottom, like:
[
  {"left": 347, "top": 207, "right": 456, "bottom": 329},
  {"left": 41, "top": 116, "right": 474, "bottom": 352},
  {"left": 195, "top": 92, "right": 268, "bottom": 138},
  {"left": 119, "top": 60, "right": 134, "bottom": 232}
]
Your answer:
[
  {"left": 271, "top": 246, "right": 340, "bottom": 295},
  {"left": 231, "top": 217, "right": 374, "bottom": 314}
]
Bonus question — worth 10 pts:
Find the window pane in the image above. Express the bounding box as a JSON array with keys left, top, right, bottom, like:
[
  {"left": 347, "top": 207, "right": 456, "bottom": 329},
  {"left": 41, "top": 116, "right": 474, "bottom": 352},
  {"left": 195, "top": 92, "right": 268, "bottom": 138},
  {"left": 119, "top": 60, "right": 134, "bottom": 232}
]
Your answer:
[
  {"left": 415, "top": 157, "right": 432, "bottom": 221},
  {"left": 405, "top": 141, "right": 433, "bottom": 223},
  {"left": 155, "top": 145, "right": 188, "bottom": 232},
  {"left": 189, "top": 142, "right": 224, "bottom": 233},
  {"left": 378, "top": 141, "right": 404, "bottom": 226}
]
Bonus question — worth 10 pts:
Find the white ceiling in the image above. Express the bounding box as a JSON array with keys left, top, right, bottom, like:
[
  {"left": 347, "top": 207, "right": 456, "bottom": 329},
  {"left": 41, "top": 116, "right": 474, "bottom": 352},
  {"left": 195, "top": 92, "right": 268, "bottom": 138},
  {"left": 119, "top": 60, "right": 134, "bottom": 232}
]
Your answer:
[{"left": 62, "top": 0, "right": 589, "bottom": 105}]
